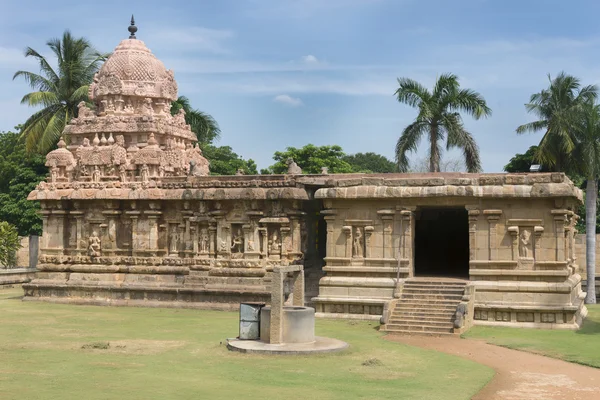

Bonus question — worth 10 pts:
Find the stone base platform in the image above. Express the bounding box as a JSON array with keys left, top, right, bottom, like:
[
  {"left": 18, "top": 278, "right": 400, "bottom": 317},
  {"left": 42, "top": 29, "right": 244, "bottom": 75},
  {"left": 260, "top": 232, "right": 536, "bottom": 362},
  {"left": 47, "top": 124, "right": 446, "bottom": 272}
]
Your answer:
[
  {"left": 22, "top": 281, "right": 270, "bottom": 311},
  {"left": 226, "top": 336, "right": 348, "bottom": 355},
  {"left": 0, "top": 268, "right": 37, "bottom": 286}
]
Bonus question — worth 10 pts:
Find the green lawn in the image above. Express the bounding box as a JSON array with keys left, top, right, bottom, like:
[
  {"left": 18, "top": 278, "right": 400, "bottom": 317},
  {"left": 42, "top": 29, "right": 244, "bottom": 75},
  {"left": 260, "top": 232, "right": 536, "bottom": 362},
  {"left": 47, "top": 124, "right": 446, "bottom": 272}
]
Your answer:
[
  {"left": 0, "top": 287, "right": 492, "bottom": 400},
  {"left": 464, "top": 305, "right": 600, "bottom": 368}
]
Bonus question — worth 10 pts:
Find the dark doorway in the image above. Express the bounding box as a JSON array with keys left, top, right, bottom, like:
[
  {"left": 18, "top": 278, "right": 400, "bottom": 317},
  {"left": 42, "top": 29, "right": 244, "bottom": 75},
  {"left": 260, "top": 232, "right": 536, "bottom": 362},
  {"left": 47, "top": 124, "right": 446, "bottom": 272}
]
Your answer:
[{"left": 414, "top": 207, "right": 469, "bottom": 277}]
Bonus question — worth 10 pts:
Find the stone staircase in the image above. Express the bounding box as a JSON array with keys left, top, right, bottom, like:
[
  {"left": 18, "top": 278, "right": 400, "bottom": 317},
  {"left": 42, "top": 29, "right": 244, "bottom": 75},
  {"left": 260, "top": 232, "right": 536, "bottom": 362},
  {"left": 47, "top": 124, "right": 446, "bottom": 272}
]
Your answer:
[{"left": 383, "top": 278, "right": 467, "bottom": 336}]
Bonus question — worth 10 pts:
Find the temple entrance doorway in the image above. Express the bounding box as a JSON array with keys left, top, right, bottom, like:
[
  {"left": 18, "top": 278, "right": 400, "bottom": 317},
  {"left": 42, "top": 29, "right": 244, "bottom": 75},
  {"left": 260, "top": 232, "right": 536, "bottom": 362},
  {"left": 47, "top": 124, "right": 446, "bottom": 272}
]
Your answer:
[{"left": 414, "top": 207, "right": 469, "bottom": 278}]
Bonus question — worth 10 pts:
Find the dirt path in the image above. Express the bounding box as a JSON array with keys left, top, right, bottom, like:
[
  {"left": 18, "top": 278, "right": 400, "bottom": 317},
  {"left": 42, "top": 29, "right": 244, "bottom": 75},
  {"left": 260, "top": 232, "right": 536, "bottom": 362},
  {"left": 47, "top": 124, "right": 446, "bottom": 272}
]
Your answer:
[{"left": 386, "top": 335, "right": 600, "bottom": 400}]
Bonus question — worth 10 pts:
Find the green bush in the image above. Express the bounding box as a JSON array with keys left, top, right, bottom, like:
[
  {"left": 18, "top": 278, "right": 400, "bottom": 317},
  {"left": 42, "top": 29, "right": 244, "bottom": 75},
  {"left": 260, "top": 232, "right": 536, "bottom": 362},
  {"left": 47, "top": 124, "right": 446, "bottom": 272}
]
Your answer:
[{"left": 0, "top": 221, "right": 21, "bottom": 268}]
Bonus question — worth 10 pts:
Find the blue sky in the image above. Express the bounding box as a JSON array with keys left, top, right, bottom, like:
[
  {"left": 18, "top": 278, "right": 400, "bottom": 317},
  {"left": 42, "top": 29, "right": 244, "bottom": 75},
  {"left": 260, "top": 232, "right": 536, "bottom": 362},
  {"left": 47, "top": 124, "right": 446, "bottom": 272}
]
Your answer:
[{"left": 2, "top": 0, "right": 600, "bottom": 172}]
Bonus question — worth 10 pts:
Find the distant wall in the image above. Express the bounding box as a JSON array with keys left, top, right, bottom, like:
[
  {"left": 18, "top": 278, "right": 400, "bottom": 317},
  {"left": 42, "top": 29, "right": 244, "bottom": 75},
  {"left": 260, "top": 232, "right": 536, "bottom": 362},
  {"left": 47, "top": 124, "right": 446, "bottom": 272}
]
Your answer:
[
  {"left": 2, "top": 236, "right": 40, "bottom": 269},
  {"left": 574, "top": 234, "right": 600, "bottom": 278}
]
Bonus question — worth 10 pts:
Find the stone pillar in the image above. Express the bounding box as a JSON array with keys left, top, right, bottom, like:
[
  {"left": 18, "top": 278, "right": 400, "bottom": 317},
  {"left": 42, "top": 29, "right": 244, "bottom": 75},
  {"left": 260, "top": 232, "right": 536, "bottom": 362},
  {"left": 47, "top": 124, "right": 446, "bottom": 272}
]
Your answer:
[
  {"left": 259, "top": 227, "right": 268, "bottom": 257},
  {"left": 270, "top": 268, "right": 284, "bottom": 345},
  {"left": 40, "top": 210, "right": 50, "bottom": 249},
  {"left": 400, "top": 208, "right": 416, "bottom": 276},
  {"left": 484, "top": 210, "right": 502, "bottom": 261},
  {"left": 71, "top": 211, "right": 84, "bottom": 251},
  {"left": 280, "top": 225, "right": 290, "bottom": 260},
  {"left": 378, "top": 210, "right": 395, "bottom": 259},
  {"left": 534, "top": 226, "right": 544, "bottom": 261},
  {"left": 126, "top": 211, "right": 141, "bottom": 253},
  {"left": 508, "top": 226, "right": 519, "bottom": 260},
  {"left": 321, "top": 209, "right": 337, "bottom": 258},
  {"left": 102, "top": 210, "right": 121, "bottom": 251},
  {"left": 191, "top": 220, "right": 199, "bottom": 254},
  {"left": 242, "top": 224, "right": 252, "bottom": 253},
  {"left": 146, "top": 211, "right": 161, "bottom": 251},
  {"left": 52, "top": 209, "right": 67, "bottom": 251},
  {"left": 292, "top": 271, "right": 304, "bottom": 306},
  {"left": 342, "top": 226, "right": 352, "bottom": 258},
  {"left": 551, "top": 209, "right": 568, "bottom": 262},
  {"left": 364, "top": 226, "right": 374, "bottom": 259},
  {"left": 466, "top": 207, "right": 480, "bottom": 261},
  {"left": 208, "top": 223, "right": 217, "bottom": 257}
]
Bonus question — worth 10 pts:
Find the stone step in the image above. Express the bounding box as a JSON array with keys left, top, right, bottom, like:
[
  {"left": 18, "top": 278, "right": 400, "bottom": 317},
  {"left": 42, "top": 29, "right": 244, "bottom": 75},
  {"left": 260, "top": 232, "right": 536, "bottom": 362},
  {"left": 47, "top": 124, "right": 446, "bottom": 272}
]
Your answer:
[
  {"left": 389, "top": 316, "right": 453, "bottom": 324},
  {"left": 383, "top": 329, "right": 454, "bottom": 337},
  {"left": 384, "top": 323, "right": 454, "bottom": 334},
  {"left": 402, "top": 286, "right": 466, "bottom": 293},
  {"left": 405, "top": 280, "right": 467, "bottom": 285},
  {"left": 400, "top": 293, "right": 463, "bottom": 301},
  {"left": 399, "top": 299, "right": 461, "bottom": 307},
  {"left": 392, "top": 310, "right": 455, "bottom": 319}
]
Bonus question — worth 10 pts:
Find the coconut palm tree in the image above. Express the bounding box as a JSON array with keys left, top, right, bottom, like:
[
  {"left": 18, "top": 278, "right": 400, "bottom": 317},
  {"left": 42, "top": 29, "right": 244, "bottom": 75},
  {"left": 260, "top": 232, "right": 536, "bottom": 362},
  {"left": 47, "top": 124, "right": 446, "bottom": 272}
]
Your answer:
[
  {"left": 394, "top": 73, "right": 491, "bottom": 173},
  {"left": 170, "top": 96, "right": 220, "bottom": 144},
  {"left": 570, "top": 102, "right": 600, "bottom": 304},
  {"left": 516, "top": 72, "right": 598, "bottom": 172},
  {"left": 13, "top": 31, "right": 106, "bottom": 154}
]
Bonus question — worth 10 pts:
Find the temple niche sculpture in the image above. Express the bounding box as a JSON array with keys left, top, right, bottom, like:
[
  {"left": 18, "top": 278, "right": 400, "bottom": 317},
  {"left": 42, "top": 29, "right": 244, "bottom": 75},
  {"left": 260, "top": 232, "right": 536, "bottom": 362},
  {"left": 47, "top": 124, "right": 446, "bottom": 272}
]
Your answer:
[{"left": 25, "top": 19, "right": 588, "bottom": 332}]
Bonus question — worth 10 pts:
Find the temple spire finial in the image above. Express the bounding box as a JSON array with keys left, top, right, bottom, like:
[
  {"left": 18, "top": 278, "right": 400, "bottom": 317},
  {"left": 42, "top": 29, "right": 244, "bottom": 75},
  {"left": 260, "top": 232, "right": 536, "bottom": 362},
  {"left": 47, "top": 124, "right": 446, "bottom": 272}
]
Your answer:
[{"left": 128, "top": 15, "right": 138, "bottom": 39}]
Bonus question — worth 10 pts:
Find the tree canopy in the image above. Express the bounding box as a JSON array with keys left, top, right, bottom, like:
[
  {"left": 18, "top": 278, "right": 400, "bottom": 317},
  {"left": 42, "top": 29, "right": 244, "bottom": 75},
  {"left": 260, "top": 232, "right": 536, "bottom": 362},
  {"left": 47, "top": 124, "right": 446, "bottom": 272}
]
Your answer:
[
  {"left": 395, "top": 73, "right": 491, "bottom": 173},
  {"left": 0, "top": 221, "right": 20, "bottom": 268},
  {"left": 203, "top": 145, "right": 257, "bottom": 175},
  {"left": 261, "top": 144, "right": 355, "bottom": 174},
  {"left": 13, "top": 30, "right": 106, "bottom": 154},
  {"left": 171, "top": 96, "right": 221, "bottom": 144},
  {"left": 0, "top": 129, "right": 47, "bottom": 236},
  {"left": 342, "top": 152, "right": 397, "bottom": 173},
  {"left": 516, "top": 72, "right": 598, "bottom": 172}
]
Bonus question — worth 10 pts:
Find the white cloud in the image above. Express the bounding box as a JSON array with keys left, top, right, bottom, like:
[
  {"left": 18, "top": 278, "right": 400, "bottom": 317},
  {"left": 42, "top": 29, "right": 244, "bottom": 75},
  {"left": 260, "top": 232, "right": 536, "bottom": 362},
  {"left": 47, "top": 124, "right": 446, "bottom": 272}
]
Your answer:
[
  {"left": 302, "top": 55, "right": 320, "bottom": 65},
  {"left": 273, "top": 94, "right": 304, "bottom": 107}
]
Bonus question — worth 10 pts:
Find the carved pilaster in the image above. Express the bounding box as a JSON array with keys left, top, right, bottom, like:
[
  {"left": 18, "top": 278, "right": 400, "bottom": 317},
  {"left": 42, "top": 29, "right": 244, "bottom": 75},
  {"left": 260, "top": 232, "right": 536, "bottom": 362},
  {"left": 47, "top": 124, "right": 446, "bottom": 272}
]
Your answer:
[
  {"left": 399, "top": 207, "right": 416, "bottom": 277},
  {"left": 534, "top": 226, "right": 544, "bottom": 261},
  {"left": 508, "top": 226, "right": 519, "bottom": 260},
  {"left": 466, "top": 207, "right": 480, "bottom": 261},
  {"left": 483, "top": 210, "right": 502, "bottom": 260},
  {"left": 125, "top": 210, "right": 141, "bottom": 254},
  {"left": 364, "top": 226, "right": 374, "bottom": 258},
  {"left": 378, "top": 209, "right": 395, "bottom": 259},
  {"left": 342, "top": 225, "right": 352, "bottom": 258},
  {"left": 551, "top": 209, "right": 569, "bottom": 262},
  {"left": 145, "top": 210, "right": 162, "bottom": 251}
]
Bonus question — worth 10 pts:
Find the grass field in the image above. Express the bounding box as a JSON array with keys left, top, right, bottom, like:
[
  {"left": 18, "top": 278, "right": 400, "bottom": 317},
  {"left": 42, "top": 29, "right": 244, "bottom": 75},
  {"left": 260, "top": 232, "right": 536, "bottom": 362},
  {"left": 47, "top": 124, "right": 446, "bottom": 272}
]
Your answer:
[
  {"left": 0, "top": 287, "right": 493, "bottom": 400},
  {"left": 464, "top": 304, "right": 600, "bottom": 368}
]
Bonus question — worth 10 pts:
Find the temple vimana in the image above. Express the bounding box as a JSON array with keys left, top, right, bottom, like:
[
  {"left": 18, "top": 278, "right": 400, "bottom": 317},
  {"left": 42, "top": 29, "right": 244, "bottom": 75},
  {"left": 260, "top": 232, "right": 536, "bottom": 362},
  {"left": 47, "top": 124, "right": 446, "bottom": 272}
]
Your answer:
[{"left": 24, "top": 22, "right": 588, "bottom": 334}]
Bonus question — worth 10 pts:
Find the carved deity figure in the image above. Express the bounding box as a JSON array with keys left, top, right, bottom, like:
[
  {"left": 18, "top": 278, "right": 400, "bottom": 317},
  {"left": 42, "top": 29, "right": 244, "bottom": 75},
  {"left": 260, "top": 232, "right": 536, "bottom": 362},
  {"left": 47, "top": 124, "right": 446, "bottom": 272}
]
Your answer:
[
  {"left": 231, "top": 229, "right": 244, "bottom": 253},
  {"left": 247, "top": 239, "right": 255, "bottom": 252},
  {"left": 91, "top": 166, "right": 101, "bottom": 183},
  {"left": 50, "top": 165, "right": 59, "bottom": 183},
  {"left": 124, "top": 101, "right": 135, "bottom": 113},
  {"left": 286, "top": 158, "right": 302, "bottom": 174},
  {"left": 519, "top": 229, "right": 532, "bottom": 258},
  {"left": 199, "top": 228, "right": 209, "bottom": 252},
  {"left": 140, "top": 164, "right": 150, "bottom": 183},
  {"left": 88, "top": 231, "right": 101, "bottom": 257},
  {"left": 269, "top": 231, "right": 281, "bottom": 254},
  {"left": 143, "top": 98, "right": 153, "bottom": 115},
  {"left": 170, "top": 228, "right": 180, "bottom": 254},
  {"left": 353, "top": 227, "right": 364, "bottom": 258}
]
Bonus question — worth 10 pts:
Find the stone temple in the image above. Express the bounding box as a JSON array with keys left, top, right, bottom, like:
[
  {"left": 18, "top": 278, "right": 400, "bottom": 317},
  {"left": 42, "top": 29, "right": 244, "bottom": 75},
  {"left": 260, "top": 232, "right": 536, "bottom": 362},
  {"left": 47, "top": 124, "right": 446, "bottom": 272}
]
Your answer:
[{"left": 24, "top": 22, "right": 587, "bottom": 333}]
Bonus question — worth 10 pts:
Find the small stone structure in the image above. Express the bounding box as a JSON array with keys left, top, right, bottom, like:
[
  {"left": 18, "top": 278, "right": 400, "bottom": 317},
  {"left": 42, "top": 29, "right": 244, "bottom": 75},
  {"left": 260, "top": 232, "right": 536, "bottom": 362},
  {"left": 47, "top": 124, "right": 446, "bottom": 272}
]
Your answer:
[
  {"left": 227, "top": 264, "right": 348, "bottom": 354},
  {"left": 24, "top": 21, "right": 588, "bottom": 331}
]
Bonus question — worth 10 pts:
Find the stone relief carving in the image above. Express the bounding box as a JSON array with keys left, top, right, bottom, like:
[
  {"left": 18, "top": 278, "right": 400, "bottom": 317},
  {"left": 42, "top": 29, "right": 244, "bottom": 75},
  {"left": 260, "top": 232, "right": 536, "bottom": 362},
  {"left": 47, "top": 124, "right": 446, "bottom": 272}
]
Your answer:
[
  {"left": 231, "top": 228, "right": 244, "bottom": 253},
  {"left": 88, "top": 231, "right": 101, "bottom": 257},
  {"left": 352, "top": 227, "right": 364, "bottom": 258},
  {"left": 199, "top": 228, "right": 209, "bottom": 253},
  {"left": 519, "top": 229, "right": 532, "bottom": 258}
]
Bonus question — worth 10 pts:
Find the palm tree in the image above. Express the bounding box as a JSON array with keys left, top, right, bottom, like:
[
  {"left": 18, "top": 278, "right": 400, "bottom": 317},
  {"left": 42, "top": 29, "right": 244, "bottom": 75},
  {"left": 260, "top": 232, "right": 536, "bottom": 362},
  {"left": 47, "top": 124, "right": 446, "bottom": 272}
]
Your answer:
[
  {"left": 395, "top": 73, "right": 491, "bottom": 173},
  {"left": 571, "top": 102, "right": 600, "bottom": 304},
  {"left": 516, "top": 72, "right": 598, "bottom": 172},
  {"left": 13, "top": 31, "right": 106, "bottom": 154},
  {"left": 170, "top": 96, "right": 220, "bottom": 144}
]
